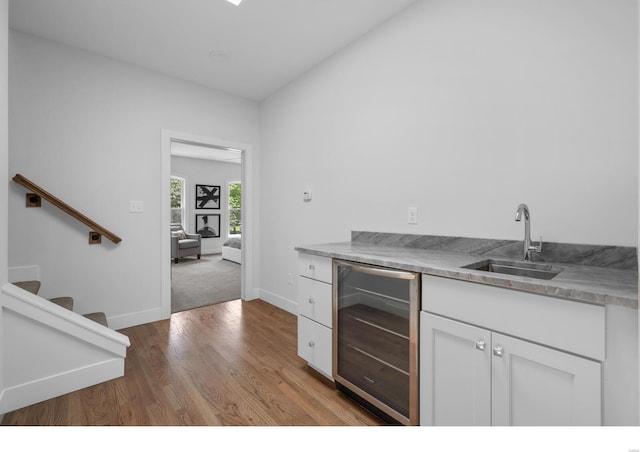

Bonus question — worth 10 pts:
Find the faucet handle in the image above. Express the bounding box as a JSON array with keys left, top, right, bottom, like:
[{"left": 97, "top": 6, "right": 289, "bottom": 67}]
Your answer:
[
  {"left": 528, "top": 236, "right": 542, "bottom": 254},
  {"left": 534, "top": 236, "right": 543, "bottom": 253}
]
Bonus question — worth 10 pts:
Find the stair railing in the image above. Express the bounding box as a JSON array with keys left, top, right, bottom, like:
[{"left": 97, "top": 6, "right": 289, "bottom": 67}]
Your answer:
[{"left": 13, "top": 173, "right": 122, "bottom": 244}]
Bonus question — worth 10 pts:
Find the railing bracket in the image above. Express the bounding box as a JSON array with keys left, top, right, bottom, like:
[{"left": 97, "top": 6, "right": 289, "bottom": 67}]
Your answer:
[
  {"left": 26, "top": 193, "right": 42, "bottom": 208},
  {"left": 89, "top": 232, "right": 102, "bottom": 245}
]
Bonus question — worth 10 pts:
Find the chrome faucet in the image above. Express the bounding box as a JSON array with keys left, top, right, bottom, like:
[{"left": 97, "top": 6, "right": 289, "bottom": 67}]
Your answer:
[{"left": 515, "top": 203, "right": 542, "bottom": 261}]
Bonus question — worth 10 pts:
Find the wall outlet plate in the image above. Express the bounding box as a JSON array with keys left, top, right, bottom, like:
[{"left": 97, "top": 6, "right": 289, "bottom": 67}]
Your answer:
[{"left": 408, "top": 207, "right": 418, "bottom": 224}]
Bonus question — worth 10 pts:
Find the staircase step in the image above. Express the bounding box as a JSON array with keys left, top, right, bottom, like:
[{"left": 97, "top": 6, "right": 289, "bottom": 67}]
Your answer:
[
  {"left": 83, "top": 312, "right": 108, "bottom": 328},
  {"left": 49, "top": 296, "right": 74, "bottom": 311},
  {"left": 13, "top": 280, "right": 41, "bottom": 295}
]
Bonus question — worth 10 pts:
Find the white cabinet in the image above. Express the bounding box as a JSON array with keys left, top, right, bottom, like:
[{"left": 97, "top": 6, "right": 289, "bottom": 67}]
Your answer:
[
  {"left": 297, "top": 315, "right": 332, "bottom": 378},
  {"left": 421, "top": 275, "right": 603, "bottom": 426},
  {"left": 491, "top": 331, "right": 601, "bottom": 426},
  {"left": 297, "top": 253, "right": 333, "bottom": 380},
  {"left": 298, "top": 253, "right": 332, "bottom": 284},
  {"left": 421, "top": 312, "right": 491, "bottom": 426}
]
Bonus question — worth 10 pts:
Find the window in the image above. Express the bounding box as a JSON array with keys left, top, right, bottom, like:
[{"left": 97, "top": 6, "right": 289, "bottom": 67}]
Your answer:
[
  {"left": 170, "top": 176, "right": 185, "bottom": 226},
  {"left": 228, "top": 181, "right": 241, "bottom": 237}
]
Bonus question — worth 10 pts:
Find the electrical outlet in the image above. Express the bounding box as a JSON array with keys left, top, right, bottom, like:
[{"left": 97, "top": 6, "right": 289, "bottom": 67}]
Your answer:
[
  {"left": 408, "top": 207, "right": 418, "bottom": 224},
  {"left": 287, "top": 273, "right": 293, "bottom": 285}
]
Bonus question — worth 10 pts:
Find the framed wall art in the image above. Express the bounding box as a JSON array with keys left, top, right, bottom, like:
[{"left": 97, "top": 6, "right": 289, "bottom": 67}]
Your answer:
[
  {"left": 195, "top": 214, "right": 220, "bottom": 238},
  {"left": 195, "top": 184, "right": 221, "bottom": 209}
]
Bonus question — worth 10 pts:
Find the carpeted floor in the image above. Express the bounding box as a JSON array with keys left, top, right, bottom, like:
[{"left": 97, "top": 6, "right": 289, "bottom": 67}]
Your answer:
[{"left": 171, "top": 254, "right": 241, "bottom": 313}]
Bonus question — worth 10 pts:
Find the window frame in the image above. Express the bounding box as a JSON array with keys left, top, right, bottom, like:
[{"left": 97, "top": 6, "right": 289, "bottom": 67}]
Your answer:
[
  {"left": 227, "top": 180, "right": 241, "bottom": 238},
  {"left": 170, "top": 175, "right": 186, "bottom": 228}
]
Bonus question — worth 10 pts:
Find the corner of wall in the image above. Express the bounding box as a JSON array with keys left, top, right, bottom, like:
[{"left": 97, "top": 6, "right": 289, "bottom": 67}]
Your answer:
[
  {"left": 1, "top": 0, "right": 10, "bottom": 409},
  {"left": 637, "top": 0, "right": 640, "bottom": 425}
]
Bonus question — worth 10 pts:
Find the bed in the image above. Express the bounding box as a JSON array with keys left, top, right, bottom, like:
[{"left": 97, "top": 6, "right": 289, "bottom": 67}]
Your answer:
[{"left": 222, "top": 237, "right": 242, "bottom": 264}]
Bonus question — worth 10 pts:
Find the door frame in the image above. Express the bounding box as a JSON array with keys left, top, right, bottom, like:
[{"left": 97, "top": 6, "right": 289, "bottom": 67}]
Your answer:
[{"left": 161, "top": 129, "right": 256, "bottom": 319}]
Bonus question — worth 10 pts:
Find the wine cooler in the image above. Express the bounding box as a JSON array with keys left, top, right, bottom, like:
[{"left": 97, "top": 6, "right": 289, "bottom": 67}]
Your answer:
[{"left": 333, "top": 259, "right": 420, "bottom": 425}]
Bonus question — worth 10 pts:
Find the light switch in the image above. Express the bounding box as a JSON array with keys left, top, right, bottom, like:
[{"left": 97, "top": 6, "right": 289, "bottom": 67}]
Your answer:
[{"left": 129, "top": 200, "right": 144, "bottom": 213}]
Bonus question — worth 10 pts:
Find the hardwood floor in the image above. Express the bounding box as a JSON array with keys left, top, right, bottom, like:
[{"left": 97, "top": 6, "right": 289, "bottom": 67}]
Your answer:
[{"left": 0, "top": 299, "right": 382, "bottom": 426}]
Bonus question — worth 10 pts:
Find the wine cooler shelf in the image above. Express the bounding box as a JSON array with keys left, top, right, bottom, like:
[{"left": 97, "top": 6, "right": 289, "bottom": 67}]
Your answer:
[{"left": 340, "top": 303, "right": 409, "bottom": 373}]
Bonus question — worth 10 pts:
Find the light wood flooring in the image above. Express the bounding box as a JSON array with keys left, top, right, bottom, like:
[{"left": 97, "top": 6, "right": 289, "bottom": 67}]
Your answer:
[{"left": 0, "top": 299, "right": 383, "bottom": 426}]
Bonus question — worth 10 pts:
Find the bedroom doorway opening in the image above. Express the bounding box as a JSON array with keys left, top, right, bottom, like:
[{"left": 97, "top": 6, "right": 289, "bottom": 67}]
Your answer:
[{"left": 169, "top": 139, "right": 244, "bottom": 314}]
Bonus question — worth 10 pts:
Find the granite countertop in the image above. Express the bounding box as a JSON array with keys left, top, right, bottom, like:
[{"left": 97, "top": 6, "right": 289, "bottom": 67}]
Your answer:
[{"left": 295, "top": 232, "right": 638, "bottom": 309}]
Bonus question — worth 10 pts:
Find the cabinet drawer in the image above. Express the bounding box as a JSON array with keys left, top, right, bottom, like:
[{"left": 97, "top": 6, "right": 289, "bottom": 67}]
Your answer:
[
  {"left": 422, "top": 274, "right": 605, "bottom": 361},
  {"left": 297, "top": 315, "right": 333, "bottom": 380},
  {"left": 298, "top": 254, "right": 332, "bottom": 284},
  {"left": 298, "top": 276, "right": 332, "bottom": 328}
]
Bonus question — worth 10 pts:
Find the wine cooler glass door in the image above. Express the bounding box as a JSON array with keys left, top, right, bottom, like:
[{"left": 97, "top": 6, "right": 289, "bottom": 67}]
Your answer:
[{"left": 333, "top": 260, "right": 419, "bottom": 425}]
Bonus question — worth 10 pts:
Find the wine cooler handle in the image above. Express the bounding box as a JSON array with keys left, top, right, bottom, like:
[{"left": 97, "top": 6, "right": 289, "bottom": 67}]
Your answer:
[{"left": 337, "top": 260, "right": 416, "bottom": 280}]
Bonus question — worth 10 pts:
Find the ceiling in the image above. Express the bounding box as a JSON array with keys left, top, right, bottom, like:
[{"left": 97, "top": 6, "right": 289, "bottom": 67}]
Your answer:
[{"left": 8, "top": 0, "right": 419, "bottom": 101}]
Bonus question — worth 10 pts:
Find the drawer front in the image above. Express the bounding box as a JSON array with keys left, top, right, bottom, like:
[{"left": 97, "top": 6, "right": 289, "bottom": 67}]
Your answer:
[
  {"left": 298, "top": 276, "right": 332, "bottom": 328},
  {"left": 297, "top": 315, "right": 333, "bottom": 380},
  {"left": 298, "top": 253, "right": 332, "bottom": 284},
  {"left": 422, "top": 274, "right": 605, "bottom": 361}
]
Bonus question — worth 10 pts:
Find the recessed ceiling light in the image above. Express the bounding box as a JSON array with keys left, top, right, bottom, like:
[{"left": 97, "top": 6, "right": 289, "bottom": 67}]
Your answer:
[{"left": 226, "top": 0, "right": 242, "bottom": 5}]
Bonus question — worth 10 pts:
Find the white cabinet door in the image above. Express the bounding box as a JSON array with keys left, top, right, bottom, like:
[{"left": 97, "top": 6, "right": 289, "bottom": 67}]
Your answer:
[
  {"left": 491, "top": 332, "right": 602, "bottom": 426},
  {"left": 297, "top": 315, "right": 333, "bottom": 380},
  {"left": 420, "top": 312, "right": 491, "bottom": 426}
]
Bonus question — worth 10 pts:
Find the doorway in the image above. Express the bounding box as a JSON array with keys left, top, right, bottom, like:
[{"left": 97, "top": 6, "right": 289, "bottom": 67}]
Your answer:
[{"left": 161, "top": 130, "right": 254, "bottom": 319}]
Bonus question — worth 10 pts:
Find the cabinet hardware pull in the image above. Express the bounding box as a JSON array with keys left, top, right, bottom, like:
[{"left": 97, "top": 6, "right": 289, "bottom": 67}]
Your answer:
[
  {"left": 309, "top": 264, "right": 315, "bottom": 270},
  {"left": 493, "top": 345, "right": 504, "bottom": 357},
  {"left": 475, "top": 340, "right": 486, "bottom": 351},
  {"left": 308, "top": 298, "right": 314, "bottom": 304},
  {"left": 308, "top": 341, "right": 315, "bottom": 348},
  {"left": 364, "top": 376, "right": 375, "bottom": 385}
]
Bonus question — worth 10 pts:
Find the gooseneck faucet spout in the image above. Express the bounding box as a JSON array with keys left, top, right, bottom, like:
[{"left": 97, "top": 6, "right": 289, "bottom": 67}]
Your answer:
[{"left": 515, "top": 203, "right": 542, "bottom": 261}]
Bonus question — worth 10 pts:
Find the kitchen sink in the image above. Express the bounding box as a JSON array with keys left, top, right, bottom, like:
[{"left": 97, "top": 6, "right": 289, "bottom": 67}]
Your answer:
[{"left": 462, "top": 259, "right": 564, "bottom": 280}]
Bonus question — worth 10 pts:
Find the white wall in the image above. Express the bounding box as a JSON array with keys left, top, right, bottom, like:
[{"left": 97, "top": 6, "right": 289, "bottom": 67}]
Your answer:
[
  {"left": 258, "top": 0, "right": 639, "bottom": 310},
  {"left": 8, "top": 31, "right": 259, "bottom": 329},
  {"left": 0, "top": 0, "right": 8, "bottom": 413},
  {"left": 0, "top": 0, "right": 5, "bottom": 285},
  {"left": 170, "top": 155, "right": 241, "bottom": 255}
]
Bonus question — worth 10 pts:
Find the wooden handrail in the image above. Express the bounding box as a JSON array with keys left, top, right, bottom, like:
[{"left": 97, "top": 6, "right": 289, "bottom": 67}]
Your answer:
[{"left": 13, "top": 173, "right": 122, "bottom": 244}]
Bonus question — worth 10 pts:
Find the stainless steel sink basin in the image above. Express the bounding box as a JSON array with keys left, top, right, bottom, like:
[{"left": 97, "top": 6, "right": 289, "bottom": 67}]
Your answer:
[{"left": 462, "top": 259, "right": 564, "bottom": 280}]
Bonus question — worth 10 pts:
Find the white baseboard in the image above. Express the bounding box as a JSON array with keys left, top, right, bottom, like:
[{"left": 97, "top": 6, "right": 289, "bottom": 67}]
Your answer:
[
  {"left": 258, "top": 289, "right": 297, "bottom": 315},
  {"left": 0, "top": 358, "right": 124, "bottom": 415},
  {"left": 8, "top": 265, "right": 40, "bottom": 283},
  {"left": 107, "top": 307, "right": 163, "bottom": 330}
]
